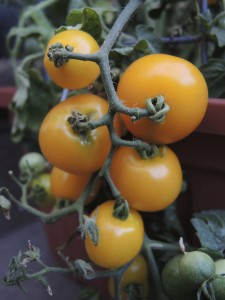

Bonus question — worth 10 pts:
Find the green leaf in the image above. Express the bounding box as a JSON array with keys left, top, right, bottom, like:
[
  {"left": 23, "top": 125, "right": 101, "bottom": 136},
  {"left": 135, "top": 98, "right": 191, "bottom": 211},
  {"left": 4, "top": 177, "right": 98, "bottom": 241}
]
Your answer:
[
  {"left": 78, "top": 214, "right": 99, "bottom": 246},
  {"left": 66, "top": 9, "right": 83, "bottom": 27},
  {"left": 11, "top": 63, "right": 59, "bottom": 144},
  {"left": 65, "top": 7, "right": 102, "bottom": 40},
  {"left": 200, "top": 59, "right": 225, "bottom": 98},
  {"left": 7, "top": 26, "right": 51, "bottom": 51},
  {"left": 11, "top": 67, "right": 30, "bottom": 108},
  {"left": 73, "top": 259, "right": 94, "bottom": 277},
  {"left": 209, "top": 26, "right": 225, "bottom": 47},
  {"left": 191, "top": 210, "right": 225, "bottom": 254}
]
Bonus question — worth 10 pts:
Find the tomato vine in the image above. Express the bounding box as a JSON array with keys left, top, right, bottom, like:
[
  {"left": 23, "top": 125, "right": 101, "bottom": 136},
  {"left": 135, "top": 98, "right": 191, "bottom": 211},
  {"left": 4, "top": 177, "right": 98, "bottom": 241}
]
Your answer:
[{"left": 1, "top": 0, "right": 225, "bottom": 300}]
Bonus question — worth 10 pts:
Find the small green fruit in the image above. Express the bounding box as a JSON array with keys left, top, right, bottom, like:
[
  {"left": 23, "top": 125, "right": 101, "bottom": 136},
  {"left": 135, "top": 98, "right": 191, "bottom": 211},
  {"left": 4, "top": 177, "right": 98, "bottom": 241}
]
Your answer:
[
  {"left": 215, "top": 259, "right": 225, "bottom": 275},
  {"left": 19, "top": 152, "right": 46, "bottom": 175},
  {"left": 179, "top": 251, "right": 215, "bottom": 288},
  {"left": 211, "top": 276, "right": 225, "bottom": 300},
  {"left": 161, "top": 254, "right": 196, "bottom": 300}
]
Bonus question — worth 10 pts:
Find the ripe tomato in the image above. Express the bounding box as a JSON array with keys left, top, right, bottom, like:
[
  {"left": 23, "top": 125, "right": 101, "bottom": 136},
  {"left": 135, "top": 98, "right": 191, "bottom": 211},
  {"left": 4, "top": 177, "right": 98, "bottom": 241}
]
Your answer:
[
  {"left": 117, "top": 54, "right": 208, "bottom": 144},
  {"left": 110, "top": 146, "right": 182, "bottom": 212},
  {"left": 30, "top": 173, "right": 54, "bottom": 207},
  {"left": 84, "top": 200, "right": 144, "bottom": 269},
  {"left": 50, "top": 166, "right": 99, "bottom": 203},
  {"left": 108, "top": 254, "right": 149, "bottom": 299},
  {"left": 39, "top": 94, "right": 121, "bottom": 175},
  {"left": 44, "top": 29, "right": 100, "bottom": 90}
]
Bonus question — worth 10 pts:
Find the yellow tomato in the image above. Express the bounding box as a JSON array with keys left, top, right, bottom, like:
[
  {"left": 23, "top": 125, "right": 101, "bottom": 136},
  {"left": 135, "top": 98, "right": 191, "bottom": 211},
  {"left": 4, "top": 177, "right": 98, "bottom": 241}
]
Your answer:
[
  {"left": 85, "top": 200, "right": 144, "bottom": 269},
  {"left": 44, "top": 29, "right": 100, "bottom": 90}
]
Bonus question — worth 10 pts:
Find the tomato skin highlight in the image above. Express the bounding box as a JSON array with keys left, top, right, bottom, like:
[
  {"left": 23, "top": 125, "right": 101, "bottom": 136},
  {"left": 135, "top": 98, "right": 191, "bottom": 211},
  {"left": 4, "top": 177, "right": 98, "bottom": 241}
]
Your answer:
[
  {"left": 84, "top": 200, "right": 144, "bottom": 269},
  {"left": 117, "top": 54, "right": 208, "bottom": 144},
  {"left": 44, "top": 29, "right": 100, "bottom": 90},
  {"left": 39, "top": 94, "right": 118, "bottom": 175},
  {"left": 110, "top": 146, "right": 182, "bottom": 212}
]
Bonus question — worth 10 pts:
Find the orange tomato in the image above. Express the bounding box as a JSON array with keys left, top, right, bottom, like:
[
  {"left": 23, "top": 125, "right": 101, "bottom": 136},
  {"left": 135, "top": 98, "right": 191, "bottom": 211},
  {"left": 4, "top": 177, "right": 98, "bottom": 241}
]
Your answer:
[
  {"left": 117, "top": 54, "right": 208, "bottom": 144},
  {"left": 44, "top": 29, "right": 100, "bottom": 90},
  {"left": 50, "top": 167, "right": 99, "bottom": 203},
  {"left": 110, "top": 146, "right": 182, "bottom": 212},
  {"left": 39, "top": 94, "right": 121, "bottom": 175},
  {"left": 85, "top": 200, "right": 144, "bottom": 269}
]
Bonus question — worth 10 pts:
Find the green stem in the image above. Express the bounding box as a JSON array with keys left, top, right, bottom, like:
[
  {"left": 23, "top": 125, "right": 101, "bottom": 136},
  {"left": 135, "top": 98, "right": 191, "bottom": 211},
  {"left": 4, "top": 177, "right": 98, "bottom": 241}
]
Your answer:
[
  {"left": 149, "top": 239, "right": 182, "bottom": 252},
  {"left": 75, "top": 173, "right": 99, "bottom": 225},
  {"left": 26, "top": 266, "right": 72, "bottom": 279},
  {"left": 104, "top": 168, "right": 121, "bottom": 200},
  {"left": 143, "top": 234, "right": 169, "bottom": 300}
]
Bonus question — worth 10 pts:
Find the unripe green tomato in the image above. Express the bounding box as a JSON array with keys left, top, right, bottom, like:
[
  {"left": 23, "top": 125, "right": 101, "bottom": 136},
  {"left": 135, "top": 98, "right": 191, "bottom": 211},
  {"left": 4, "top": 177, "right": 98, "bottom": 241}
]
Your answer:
[
  {"left": 19, "top": 152, "right": 46, "bottom": 175},
  {"left": 179, "top": 251, "right": 215, "bottom": 288},
  {"left": 211, "top": 259, "right": 225, "bottom": 300},
  {"left": 161, "top": 254, "right": 196, "bottom": 300},
  {"left": 211, "top": 276, "right": 225, "bottom": 300},
  {"left": 215, "top": 259, "right": 225, "bottom": 275},
  {"left": 30, "top": 173, "right": 54, "bottom": 207}
]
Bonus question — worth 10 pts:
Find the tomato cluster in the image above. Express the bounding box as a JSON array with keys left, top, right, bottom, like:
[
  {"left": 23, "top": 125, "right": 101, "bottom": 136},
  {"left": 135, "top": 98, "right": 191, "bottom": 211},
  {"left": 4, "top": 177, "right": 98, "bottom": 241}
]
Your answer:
[
  {"left": 22, "top": 28, "right": 209, "bottom": 298},
  {"left": 162, "top": 251, "right": 225, "bottom": 300}
]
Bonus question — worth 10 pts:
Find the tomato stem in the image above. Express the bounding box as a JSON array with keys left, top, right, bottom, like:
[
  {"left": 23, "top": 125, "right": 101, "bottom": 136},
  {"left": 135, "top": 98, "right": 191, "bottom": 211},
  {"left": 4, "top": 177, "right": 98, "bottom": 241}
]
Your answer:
[
  {"left": 47, "top": 42, "right": 74, "bottom": 67},
  {"left": 113, "top": 197, "right": 130, "bottom": 221},
  {"left": 145, "top": 95, "right": 170, "bottom": 123},
  {"left": 143, "top": 234, "right": 170, "bottom": 300},
  {"left": 67, "top": 110, "right": 90, "bottom": 137}
]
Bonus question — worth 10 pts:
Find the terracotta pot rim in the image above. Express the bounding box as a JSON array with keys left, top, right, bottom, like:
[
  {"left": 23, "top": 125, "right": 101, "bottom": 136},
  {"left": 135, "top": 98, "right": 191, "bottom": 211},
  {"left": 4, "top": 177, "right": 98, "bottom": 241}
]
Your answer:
[{"left": 196, "top": 98, "right": 225, "bottom": 136}]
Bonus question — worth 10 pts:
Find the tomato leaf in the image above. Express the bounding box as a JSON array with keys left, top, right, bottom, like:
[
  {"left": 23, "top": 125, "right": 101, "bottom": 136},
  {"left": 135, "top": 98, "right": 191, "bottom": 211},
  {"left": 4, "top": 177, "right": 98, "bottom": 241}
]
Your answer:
[
  {"left": 65, "top": 9, "right": 83, "bottom": 27},
  {"left": 209, "top": 26, "right": 225, "bottom": 47},
  {"left": 191, "top": 210, "right": 225, "bottom": 254},
  {"left": 73, "top": 259, "right": 95, "bottom": 277},
  {"left": 78, "top": 214, "right": 99, "bottom": 246},
  {"left": 11, "top": 67, "right": 59, "bottom": 144},
  {"left": 200, "top": 59, "right": 225, "bottom": 98},
  {"left": 66, "top": 8, "right": 102, "bottom": 41},
  {"left": 144, "top": 0, "right": 166, "bottom": 19}
]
